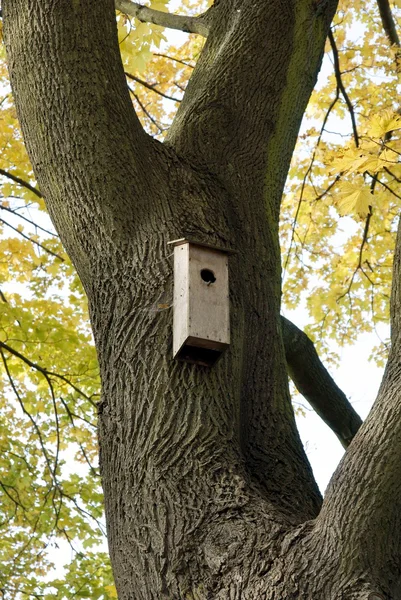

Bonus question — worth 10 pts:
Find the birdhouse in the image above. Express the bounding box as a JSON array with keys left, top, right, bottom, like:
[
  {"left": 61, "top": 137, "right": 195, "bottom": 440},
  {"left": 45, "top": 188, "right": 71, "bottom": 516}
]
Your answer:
[{"left": 168, "top": 239, "right": 230, "bottom": 366}]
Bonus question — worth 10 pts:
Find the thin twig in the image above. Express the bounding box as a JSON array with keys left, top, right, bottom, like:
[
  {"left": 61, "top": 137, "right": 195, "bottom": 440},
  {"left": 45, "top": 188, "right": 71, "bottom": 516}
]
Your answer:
[
  {"left": 153, "top": 52, "right": 195, "bottom": 68},
  {"left": 0, "top": 217, "right": 64, "bottom": 261},
  {"left": 283, "top": 89, "right": 340, "bottom": 274},
  {"left": 129, "top": 86, "right": 166, "bottom": 133},
  {"left": 42, "top": 373, "right": 61, "bottom": 480},
  {"left": 314, "top": 175, "right": 341, "bottom": 201},
  {"left": 0, "top": 349, "right": 55, "bottom": 479},
  {"left": 59, "top": 396, "right": 99, "bottom": 476},
  {"left": 125, "top": 72, "right": 181, "bottom": 102},
  {"left": 375, "top": 176, "right": 401, "bottom": 200},
  {"left": 0, "top": 480, "right": 26, "bottom": 509},
  {"left": 0, "top": 340, "right": 97, "bottom": 407},
  {"left": 0, "top": 203, "right": 57, "bottom": 236},
  {"left": 59, "top": 396, "right": 96, "bottom": 428},
  {"left": 358, "top": 208, "right": 373, "bottom": 269},
  {"left": 328, "top": 29, "right": 359, "bottom": 147},
  {"left": 384, "top": 166, "right": 401, "bottom": 182},
  {"left": 174, "top": 81, "right": 186, "bottom": 92},
  {"left": 0, "top": 168, "right": 42, "bottom": 198}
]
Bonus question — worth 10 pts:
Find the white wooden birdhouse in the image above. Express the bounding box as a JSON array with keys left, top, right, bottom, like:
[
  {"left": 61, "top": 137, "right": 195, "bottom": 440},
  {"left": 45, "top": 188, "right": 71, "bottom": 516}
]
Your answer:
[{"left": 168, "top": 239, "right": 230, "bottom": 366}]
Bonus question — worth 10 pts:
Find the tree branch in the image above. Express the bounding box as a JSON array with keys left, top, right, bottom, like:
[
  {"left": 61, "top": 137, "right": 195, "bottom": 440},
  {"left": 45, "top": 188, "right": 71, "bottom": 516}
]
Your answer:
[
  {"left": 376, "top": 0, "right": 400, "bottom": 48},
  {"left": 328, "top": 29, "right": 359, "bottom": 147},
  {"left": 281, "top": 316, "right": 362, "bottom": 448},
  {"left": 283, "top": 88, "right": 340, "bottom": 275},
  {"left": 153, "top": 52, "right": 195, "bottom": 68},
  {"left": 0, "top": 217, "right": 64, "bottom": 260},
  {"left": 129, "top": 87, "right": 166, "bottom": 134},
  {"left": 0, "top": 203, "right": 57, "bottom": 237},
  {"left": 115, "top": 0, "right": 209, "bottom": 37},
  {"left": 0, "top": 340, "right": 97, "bottom": 407},
  {"left": 0, "top": 168, "right": 42, "bottom": 198},
  {"left": 125, "top": 71, "right": 181, "bottom": 102}
]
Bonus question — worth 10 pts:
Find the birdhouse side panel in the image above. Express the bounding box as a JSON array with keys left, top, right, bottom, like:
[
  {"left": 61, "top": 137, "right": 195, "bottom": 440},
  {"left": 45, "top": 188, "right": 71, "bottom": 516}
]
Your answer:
[{"left": 172, "top": 244, "right": 190, "bottom": 357}]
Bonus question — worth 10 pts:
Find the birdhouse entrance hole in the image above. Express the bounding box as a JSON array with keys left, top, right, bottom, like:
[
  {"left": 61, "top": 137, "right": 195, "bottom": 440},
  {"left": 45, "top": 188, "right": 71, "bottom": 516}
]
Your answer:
[{"left": 200, "top": 269, "right": 216, "bottom": 284}]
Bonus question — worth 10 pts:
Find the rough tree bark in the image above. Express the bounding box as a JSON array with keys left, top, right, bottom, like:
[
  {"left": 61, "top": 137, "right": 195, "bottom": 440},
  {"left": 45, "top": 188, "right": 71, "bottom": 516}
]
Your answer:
[{"left": 3, "top": 0, "right": 401, "bottom": 598}]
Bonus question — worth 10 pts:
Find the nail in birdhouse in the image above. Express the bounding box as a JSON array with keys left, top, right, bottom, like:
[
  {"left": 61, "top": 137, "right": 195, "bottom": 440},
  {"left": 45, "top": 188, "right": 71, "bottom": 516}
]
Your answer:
[{"left": 168, "top": 239, "right": 230, "bottom": 366}]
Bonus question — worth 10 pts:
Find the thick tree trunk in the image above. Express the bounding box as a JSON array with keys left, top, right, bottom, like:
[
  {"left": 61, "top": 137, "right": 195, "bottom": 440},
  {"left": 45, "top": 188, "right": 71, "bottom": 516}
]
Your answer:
[{"left": 4, "top": 0, "right": 401, "bottom": 598}]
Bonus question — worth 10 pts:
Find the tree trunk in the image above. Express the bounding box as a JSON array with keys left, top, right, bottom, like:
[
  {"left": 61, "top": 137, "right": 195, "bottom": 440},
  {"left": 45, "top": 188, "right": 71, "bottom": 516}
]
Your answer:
[{"left": 4, "top": 0, "right": 401, "bottom": 598}]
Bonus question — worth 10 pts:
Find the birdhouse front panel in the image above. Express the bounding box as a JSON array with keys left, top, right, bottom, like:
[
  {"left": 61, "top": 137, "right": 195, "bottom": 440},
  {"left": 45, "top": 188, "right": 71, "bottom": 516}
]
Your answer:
[{"left": 172, "top": 240, "right": 230, "bottom": 366}]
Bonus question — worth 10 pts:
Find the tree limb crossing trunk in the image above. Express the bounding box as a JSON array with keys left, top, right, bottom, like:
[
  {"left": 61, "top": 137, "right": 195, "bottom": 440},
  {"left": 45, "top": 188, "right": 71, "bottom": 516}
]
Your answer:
[
  {"left": 281, "top": 316, "right": 362, "bottom": 448},
  {"left": 4, "top": 0, "right": 401, "bottom": 598}
]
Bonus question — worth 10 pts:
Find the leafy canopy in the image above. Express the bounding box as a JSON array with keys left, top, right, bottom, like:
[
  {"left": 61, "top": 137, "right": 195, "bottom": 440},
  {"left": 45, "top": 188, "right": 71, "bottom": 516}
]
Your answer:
[{"left": 0, "top": 0, "right": 400, "bottom": 596}]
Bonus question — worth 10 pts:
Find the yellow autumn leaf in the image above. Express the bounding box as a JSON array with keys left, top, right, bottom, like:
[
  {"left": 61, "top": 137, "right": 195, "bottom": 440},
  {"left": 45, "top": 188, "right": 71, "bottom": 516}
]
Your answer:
[
  {"left": 381, "top": 146, "right": 401, "bottom": 164},
  {"left": 151, "top": 2, "right": 168, "bottom": 11},
  {"left": 127, "top": 48, "right": 153, "bottom": 74},
  {"left": 330, "top": 146, "right": 388, "bottom": 176},
  {"left": 47, "top": 262, "right": 61, "bottom": 276},
  {"left": 361, "top": 156, "right": 387, "bottom": 173},
  {"left": 330, "top": 150, "right": 368, "bottom": 175},
  {"left": 36, "top": 400, "right": 46, "bottom": 412},
  {"left": 134, "top": 22, "right": 152, "bottom": 37},
  {"left": 336, "top": 182, "right": 372, "bottom": 218},
  {"left": 31, "top": 252, "right": 42, "bottom": 267},
  {"left": 151, "top": 28, "right": 167, "bottom": 48},
  {"left": 368, "top": 109, "right": 401, "bottom": 138},
  {"left": 74, "top": 428, "right": 89, "bottom": 443},
  {"left": 117, "top": 16, "right": 132, "bottom": 47},
  {"left": 150, "top": 0, "right": 169, "bottom": 9},
  {"left": 105, "top": 584, "right": 118, "bottom": 598}
]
